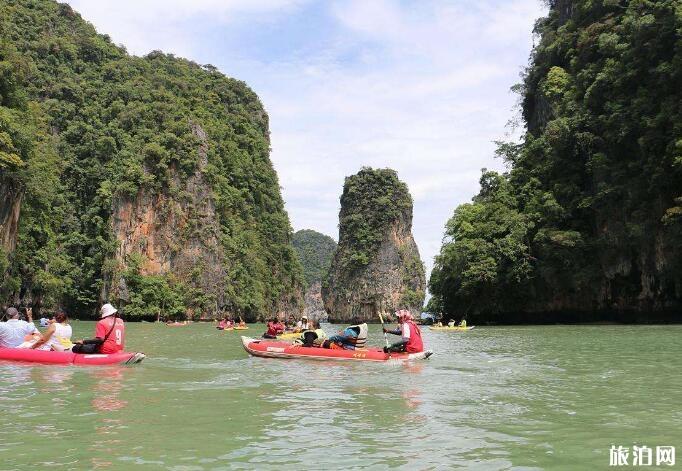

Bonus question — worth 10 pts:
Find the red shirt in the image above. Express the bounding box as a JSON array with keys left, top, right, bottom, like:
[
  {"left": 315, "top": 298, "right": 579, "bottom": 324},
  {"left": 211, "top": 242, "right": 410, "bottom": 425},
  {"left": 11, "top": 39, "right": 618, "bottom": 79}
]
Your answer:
[{"left": 95, "top": 317, "right": 125, "bottom": 353}]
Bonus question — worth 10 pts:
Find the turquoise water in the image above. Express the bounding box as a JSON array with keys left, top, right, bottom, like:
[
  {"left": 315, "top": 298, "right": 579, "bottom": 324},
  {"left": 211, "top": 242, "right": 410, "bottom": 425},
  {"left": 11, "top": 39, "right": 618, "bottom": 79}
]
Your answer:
[{"left": 0, "top": 323, "right": 680, "bottom": 469}]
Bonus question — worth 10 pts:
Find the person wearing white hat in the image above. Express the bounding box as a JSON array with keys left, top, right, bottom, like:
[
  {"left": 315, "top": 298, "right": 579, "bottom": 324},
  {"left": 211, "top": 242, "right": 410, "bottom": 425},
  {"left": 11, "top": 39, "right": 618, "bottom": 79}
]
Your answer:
[
  {"left": 295, "top": 315, "right": 310, "bottom": 332},
  {"left": 72, "top": 303, "right": 126, "bottom": 354}
]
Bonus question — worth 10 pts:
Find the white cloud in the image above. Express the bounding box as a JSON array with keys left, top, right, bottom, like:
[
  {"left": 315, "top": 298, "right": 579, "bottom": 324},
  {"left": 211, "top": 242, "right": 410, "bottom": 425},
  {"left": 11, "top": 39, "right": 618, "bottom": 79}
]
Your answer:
[
  {"left": 62, "top": 0, "right": 547, "bottom": 292},
  {"left": 64, "top": 0, "right": 308, "bottom": 56}
]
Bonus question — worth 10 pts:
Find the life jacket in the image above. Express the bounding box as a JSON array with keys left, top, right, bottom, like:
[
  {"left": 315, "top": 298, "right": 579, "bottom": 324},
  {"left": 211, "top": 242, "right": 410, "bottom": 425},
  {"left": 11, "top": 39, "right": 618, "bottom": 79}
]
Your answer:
[
  {"left": 265, "top": 322, "right": 278, "bottom": 336},
  {"left": 404, "top": 320, "right": 424, "bottom": 353},
  {"left": 348, "top": 323, "right": 368, "bottom": 349}
]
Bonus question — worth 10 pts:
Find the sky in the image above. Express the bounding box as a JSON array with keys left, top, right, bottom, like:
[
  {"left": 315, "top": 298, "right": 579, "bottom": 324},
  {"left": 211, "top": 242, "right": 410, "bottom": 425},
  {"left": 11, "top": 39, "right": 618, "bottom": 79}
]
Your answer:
[{"left": 64, "top": 0, "right": 547, "bottom": 281}]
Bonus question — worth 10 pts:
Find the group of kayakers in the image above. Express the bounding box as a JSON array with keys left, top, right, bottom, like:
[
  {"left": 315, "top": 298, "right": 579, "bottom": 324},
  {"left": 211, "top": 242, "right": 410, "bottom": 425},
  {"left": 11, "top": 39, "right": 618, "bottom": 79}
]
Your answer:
[
  {"left": 260, "top": 310, "right": 425, "bottom": 354},
  {"left": 434, "top": 318, "right": 467, "bottom": 328},
  {"left": 217, "top": 317, "right": 247, "bottom": 330},
  {"left": 0, "top": 304, "right": 125, "bottom": 354}
]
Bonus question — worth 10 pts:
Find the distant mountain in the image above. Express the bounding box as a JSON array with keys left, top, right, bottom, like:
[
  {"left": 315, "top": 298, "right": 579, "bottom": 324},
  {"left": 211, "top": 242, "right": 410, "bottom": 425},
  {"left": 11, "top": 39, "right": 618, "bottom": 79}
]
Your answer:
[{"left": 292, "top": 230, "right": 337, "bottom": 289}]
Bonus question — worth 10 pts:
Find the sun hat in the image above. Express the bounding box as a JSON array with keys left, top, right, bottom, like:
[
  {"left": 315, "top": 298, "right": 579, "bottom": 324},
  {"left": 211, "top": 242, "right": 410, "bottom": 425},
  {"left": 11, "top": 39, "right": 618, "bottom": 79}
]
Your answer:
[{"left": 100, "top": 303, "right": 118, "bottom": 318}]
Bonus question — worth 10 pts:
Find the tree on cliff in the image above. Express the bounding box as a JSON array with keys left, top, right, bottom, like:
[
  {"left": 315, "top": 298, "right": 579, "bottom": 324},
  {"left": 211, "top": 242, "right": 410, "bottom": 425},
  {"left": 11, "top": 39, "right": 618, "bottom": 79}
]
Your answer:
[
  {"left": 323, "top": 167, "right": 425, "bottom": 323},
  {"left": 292, "top": 229, "right": 337, "bottom": 289},
  {"left": 0, "top": 0, "right": 304, "bottom": 319},
  {"left": 429, "top": 0, "right": 682, "bottom": 323}
]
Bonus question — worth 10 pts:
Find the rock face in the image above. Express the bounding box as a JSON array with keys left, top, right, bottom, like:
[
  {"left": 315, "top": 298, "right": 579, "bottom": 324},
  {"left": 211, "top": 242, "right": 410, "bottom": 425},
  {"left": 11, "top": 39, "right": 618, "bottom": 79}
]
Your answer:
[
  {"left": 323, "top": 168, "right": 425, "bottom": 323},
  {"left": 0, "top": 178, "right": 21, "bottom": 254},
  {"left": 292, "top": 229, "right": 337, "bottom": 320},
  {"left": 108, "top": 124, "right": 227, "bottom": 310},
  {"left": 303, "top": 281, "right": 325, "bottom": 320}
]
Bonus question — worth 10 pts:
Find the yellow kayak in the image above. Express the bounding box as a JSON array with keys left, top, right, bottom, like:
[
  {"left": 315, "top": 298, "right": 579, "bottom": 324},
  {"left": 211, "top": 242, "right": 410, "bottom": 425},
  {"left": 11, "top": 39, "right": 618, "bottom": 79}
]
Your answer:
[
  {"left": 233, "top": 326, "right": 249, "bottom": 330},
  {"left": 429, "top": 326, "right": 475, "bottom": 332},
  {"left": 277, "top": 332, "right": 302, "bottom": 340}
]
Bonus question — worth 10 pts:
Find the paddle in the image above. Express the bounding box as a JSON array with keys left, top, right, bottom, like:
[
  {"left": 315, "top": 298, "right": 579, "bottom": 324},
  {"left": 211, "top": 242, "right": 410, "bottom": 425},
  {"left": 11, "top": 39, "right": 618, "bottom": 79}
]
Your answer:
[{"left": 378, "top": 311, "right": 390, "bottom": 351}]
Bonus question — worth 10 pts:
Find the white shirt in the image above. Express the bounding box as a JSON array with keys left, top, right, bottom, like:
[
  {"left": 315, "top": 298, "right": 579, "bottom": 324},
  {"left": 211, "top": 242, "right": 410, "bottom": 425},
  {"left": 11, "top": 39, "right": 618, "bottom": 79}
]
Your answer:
[
  {"left": 2, "top": 319, "right": 37, "bottom": 348},
  {"left": 401, "top": 322, "right": 411, "bottom": 340},
  {"left": 45, "top": 322, "right": 73, "bottom": 351}
]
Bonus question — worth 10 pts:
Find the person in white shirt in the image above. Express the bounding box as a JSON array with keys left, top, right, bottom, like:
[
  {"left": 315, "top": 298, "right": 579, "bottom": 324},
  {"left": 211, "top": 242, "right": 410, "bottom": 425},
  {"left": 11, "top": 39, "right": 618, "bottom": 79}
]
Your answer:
[
  {"left": 1, "top": 307, "right": 37, "bottom": 348},
  {"left": 28, "top": 311, "right": 73, "bottom": 351},
  {"left": 295, "top": 316, "right": 310, "bottom": 332}
]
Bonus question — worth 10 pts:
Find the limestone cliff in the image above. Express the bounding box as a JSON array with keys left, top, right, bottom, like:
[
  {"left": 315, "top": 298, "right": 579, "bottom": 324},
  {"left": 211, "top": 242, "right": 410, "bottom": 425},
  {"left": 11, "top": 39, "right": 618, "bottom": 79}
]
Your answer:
[
  {"left": 323, "top": 168, "right": 425, "bottom": 323},
  {"left": 429, "top": 0, "right": 682, "bottom": 323},
  {"left": 0, "top": 0, "right": 304, "bottom": 319}
]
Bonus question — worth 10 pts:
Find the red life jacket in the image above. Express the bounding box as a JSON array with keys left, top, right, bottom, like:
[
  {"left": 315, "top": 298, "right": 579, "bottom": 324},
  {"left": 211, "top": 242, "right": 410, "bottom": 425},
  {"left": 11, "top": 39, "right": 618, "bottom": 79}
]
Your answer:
[{"left": 404, "top": 320, "right": 423, "bottom": 353}]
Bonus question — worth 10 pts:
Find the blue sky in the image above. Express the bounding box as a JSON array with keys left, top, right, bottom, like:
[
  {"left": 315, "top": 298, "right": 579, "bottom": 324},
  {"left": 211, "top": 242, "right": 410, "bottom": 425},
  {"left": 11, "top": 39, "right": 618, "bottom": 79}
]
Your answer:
[{"left": 65, "top": 0, "right": 547, "bottom": 280}]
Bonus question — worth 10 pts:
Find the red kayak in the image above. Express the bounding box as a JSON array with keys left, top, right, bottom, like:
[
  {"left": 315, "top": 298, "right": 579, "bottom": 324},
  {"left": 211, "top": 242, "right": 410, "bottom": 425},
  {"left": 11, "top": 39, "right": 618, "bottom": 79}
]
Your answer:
[
  {"left": 0, "top": 348, "right": 146, "bottom": 366},
  {"left": 241, "top": 336, "right": 432, "bottom": 362}
]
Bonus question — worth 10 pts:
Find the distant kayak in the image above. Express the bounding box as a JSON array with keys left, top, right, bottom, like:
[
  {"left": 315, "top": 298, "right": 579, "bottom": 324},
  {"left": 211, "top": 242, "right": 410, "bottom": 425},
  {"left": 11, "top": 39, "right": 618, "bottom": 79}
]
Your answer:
[
  {"left": 166, "top": 322, "right": 189, "bottom": 327},
  {"left": 429, "top": 326, "right": 475, "bottom": 332},
  {"left": 0, "top": 348, "right": 146, "bottom": 365},
  {"left": 233, "top": 326, "right": 249, "bottom": 330},
  {"left": 276, "top": 332, "right": 301, "bottom": 340},
  {"left": 242, "top": 337, "right": 433, "bottom": 362}
]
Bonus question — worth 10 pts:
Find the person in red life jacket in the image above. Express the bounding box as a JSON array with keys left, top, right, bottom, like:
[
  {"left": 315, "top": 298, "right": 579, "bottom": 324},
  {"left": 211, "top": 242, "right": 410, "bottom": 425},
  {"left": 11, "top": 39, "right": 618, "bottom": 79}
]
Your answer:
[
  {"left": 383, "top": 310, "right": 424, "bottom": 353},
  {"left": 263, "top": 318, "right": 285, "bottom": 339},
  {"left": 72, "top": 303, "right": 125, "bottom": 354}
]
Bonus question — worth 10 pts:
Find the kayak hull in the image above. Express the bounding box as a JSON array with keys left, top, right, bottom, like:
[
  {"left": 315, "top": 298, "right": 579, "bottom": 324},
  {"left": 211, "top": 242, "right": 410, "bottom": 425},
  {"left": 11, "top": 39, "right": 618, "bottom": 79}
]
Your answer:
[
  {"left": 0, "top": 348, "right": 146, "bottom": 366},
  {"left": 429, "top": 326, "right": 475, "bottom": 332},
  {"left": 242, "top": 337, "right": 432, "bottom": 362}
]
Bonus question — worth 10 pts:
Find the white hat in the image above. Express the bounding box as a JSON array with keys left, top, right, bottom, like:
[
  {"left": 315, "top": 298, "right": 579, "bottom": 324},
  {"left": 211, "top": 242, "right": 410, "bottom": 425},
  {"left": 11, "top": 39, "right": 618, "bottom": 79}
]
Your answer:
[{"left": 100, "top": 303, "right": 118, "bottom": 318}]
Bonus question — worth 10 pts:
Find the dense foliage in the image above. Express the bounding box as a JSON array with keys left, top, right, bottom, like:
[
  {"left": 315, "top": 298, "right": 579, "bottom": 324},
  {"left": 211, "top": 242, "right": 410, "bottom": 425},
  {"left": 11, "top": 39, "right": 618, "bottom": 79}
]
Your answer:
[
  {"left": 292, "top": 229, "right": 337, "bottom": 288},
  {"left": 336, "top": 167, "right": 413, "bottom": 272},
  {"left": 429, "top": 0, "right": 682, "bottom": 322},
  {"left": 0, "top": 0, "right": 304, "bottom": 318}
]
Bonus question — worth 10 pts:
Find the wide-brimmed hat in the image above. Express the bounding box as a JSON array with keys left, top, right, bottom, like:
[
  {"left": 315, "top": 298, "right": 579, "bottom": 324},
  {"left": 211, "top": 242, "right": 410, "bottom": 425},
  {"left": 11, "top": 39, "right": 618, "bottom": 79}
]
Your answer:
[{"left": 100, "top": 303, "right": 118, "bottom": 318}]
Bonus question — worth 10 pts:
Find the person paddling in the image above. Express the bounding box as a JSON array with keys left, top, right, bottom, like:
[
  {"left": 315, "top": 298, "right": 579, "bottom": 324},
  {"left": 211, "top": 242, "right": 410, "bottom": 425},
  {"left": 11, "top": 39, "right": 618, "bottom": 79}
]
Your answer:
[
  {"left": 72, "top": 304, "right": 125, "bottom": 354},
  {"left": 383, "top": 310, "right": 424, "bottom": 353}
]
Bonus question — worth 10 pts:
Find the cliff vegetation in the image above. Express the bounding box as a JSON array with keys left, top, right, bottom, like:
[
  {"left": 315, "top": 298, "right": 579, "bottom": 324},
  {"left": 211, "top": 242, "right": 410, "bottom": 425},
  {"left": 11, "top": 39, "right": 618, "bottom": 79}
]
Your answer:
[
  {"left": 429, "top": 0, "right": 682, "bottom": 323},
  {"left": 0, "top": 0, "right": 304, "bottom": 319}
]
